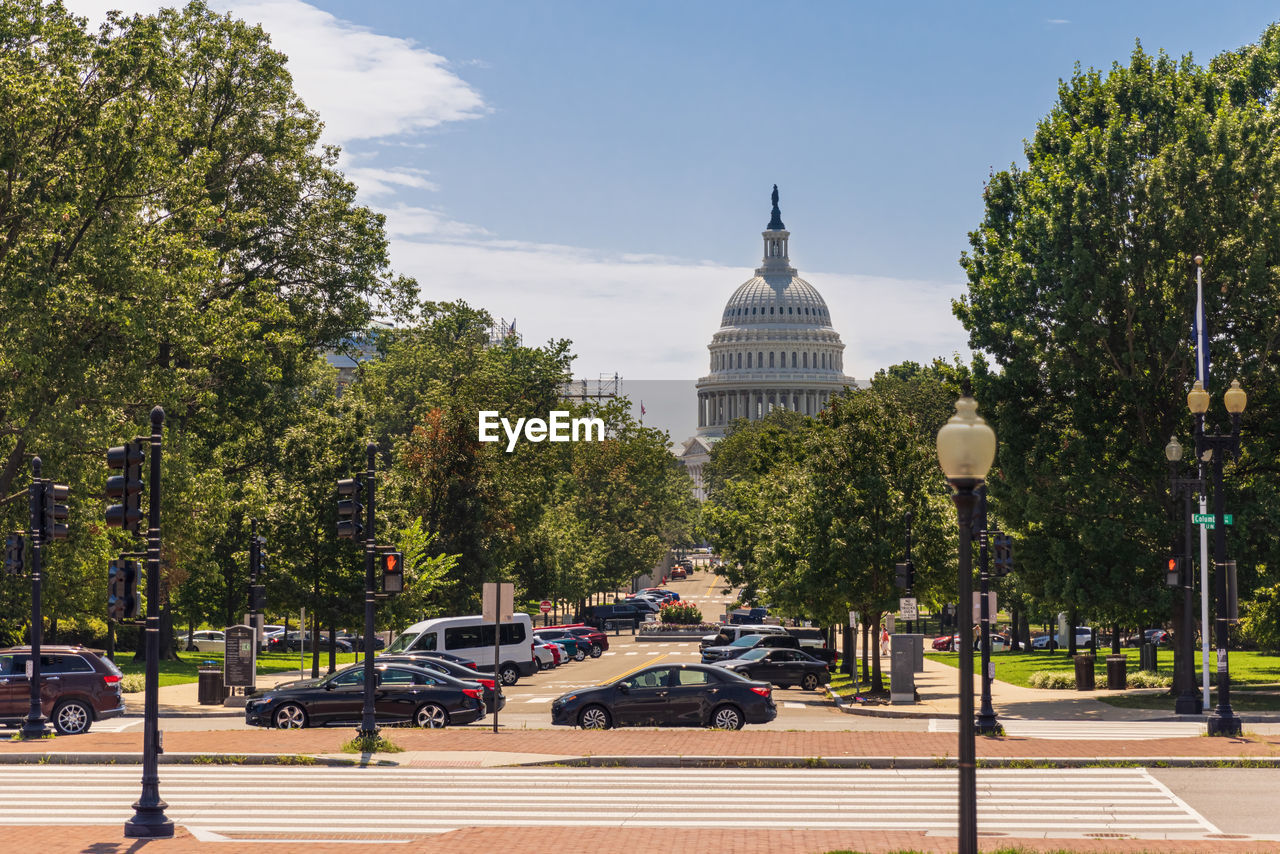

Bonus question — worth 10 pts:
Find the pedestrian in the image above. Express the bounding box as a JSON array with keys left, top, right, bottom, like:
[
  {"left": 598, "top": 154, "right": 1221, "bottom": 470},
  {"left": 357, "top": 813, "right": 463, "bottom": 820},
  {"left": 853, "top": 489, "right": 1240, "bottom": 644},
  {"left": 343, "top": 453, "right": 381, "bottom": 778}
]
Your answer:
[{"left": 879, "top": 624, "right": 890, "bottom": 656}]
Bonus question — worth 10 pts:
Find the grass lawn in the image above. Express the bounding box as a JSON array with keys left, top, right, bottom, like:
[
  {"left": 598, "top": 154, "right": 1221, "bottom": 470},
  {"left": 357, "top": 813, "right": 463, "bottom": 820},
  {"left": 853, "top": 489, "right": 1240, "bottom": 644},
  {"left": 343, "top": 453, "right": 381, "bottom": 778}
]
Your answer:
[
  {"left": 112, "top": 651, "right": 363, "bottom": 687},
  {"left": 1097, "top": 689, "right": 1280, "bottom": 711},
  {"left": 925, "top": 647, "right": 1280, "bottom": 690}
]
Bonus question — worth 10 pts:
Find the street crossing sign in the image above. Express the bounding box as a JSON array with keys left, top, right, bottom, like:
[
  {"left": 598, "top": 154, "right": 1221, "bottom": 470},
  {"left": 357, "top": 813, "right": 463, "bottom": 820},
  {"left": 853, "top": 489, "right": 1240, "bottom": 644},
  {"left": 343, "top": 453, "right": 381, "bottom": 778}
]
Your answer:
[{"left": 1192, "top": 513, "right": 1232, "bottom": 527}]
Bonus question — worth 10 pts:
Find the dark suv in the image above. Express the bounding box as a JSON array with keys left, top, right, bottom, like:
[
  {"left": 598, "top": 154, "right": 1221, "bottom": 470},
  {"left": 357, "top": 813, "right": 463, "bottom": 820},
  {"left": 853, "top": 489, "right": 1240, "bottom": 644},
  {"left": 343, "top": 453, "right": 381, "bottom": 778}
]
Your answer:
[
  {"left": 578, "top": 604, "right": 642, "bottom": 630},
  {"left": 0, "top": 646, "right": 125, "bottom": 735}
]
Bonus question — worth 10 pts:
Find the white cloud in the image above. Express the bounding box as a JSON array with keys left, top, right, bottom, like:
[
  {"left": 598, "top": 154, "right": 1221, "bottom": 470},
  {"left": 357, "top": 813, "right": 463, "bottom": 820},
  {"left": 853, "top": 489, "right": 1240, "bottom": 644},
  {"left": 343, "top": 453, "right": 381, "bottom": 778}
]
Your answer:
[
  {"left": 343, "top": 167, "right": 438, "bottom": 198},
  {"left": 63, "top": 0, "right": 486, "bottom": 147},
  {"left": 390, "top": 239, "right": 972, "bottom": 382}
]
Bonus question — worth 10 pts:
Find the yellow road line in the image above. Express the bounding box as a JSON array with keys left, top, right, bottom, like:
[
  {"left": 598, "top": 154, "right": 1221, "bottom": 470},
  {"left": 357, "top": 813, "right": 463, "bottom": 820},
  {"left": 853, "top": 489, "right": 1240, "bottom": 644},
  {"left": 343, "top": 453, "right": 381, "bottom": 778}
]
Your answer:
[
  {"left": 596, "top": 652, "right": 670, "bottom": 686},
  {"left": 704, "top": 572, "right": 720, "bottom": 598}
]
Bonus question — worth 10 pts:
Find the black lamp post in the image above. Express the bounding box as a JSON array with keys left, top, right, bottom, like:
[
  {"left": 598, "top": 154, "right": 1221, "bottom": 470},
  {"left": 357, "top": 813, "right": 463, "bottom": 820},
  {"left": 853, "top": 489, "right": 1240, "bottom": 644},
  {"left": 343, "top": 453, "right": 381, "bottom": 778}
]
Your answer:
[
  {"left": 974, "top": 487, "right": 1001, "bottom": 735},
  {"left": 20, "top": 458, "right": 48, "bottom": 739},
  {"left": 1164, "top": 435, "right": 1203, "bottom": 716},
  {"left": 936, "top": 396, "right": 997, "bottom": 854},
  {"left": 1187, "top": 379, "right": 1245, "bottom": 737}
]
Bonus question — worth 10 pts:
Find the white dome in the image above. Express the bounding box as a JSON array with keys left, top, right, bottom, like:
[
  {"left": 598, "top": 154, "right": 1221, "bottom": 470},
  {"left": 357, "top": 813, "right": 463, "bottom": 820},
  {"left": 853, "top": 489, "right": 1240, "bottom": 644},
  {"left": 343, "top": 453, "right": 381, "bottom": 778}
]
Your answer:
[{"left": 720, "top": 274, "right": 832, "bottom": 328}]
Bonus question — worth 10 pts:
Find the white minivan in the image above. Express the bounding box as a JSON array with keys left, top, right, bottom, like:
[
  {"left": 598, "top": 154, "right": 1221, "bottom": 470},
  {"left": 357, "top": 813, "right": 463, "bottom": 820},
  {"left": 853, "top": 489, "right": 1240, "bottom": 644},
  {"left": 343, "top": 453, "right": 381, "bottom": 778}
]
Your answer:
[{"left": 384, "top": 614, "right": 537, "bottom": 685}]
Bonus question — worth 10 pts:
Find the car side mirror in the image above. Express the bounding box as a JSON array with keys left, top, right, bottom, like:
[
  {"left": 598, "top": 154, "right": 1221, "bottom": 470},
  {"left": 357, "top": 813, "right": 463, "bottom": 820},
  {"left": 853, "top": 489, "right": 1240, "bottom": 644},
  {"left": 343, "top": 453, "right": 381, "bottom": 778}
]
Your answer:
[
  {"left": 618, "top": 683, "right": 630, "bottom": 694},
  {"left": 324, "top": 682, "right": 335, "bottom": 691}
]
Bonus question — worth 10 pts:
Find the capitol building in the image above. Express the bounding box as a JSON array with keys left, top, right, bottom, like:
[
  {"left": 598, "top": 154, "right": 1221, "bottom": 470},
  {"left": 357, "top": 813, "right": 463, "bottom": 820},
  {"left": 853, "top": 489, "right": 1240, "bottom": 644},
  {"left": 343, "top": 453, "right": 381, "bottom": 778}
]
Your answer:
[{"left": 681, "top": 187, "right": 857, "bottom": 498}]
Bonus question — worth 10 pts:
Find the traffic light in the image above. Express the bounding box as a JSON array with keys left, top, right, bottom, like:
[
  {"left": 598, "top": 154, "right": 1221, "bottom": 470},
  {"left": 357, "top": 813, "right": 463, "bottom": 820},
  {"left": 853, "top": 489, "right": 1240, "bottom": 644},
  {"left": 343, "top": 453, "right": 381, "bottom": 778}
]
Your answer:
[
  {"left": 106, "top": 440, "right": 145, "bottom": 534},
  {"left": 4, "top": 534, "right": 23, "bottom": 575},
  {"left": 250, "top": 584, "right": 266, "bottom": 612},
  {"left": 1165, "top": 556, "right": 1187, "bottom": 587},
  {"left": 895, "top": 560, "right": 914, "bottom": 590},
  {"left": 991, "top": 532, "right": 1013, "bottom": 577},
  {"left": 108, "top": 559, "right": 140, "bottom": 621},
  {"left": 336, "top": 476, "right": 364, "bottom": 540},
  {"left": 380, "top": 551, "right": 403, "bottom": 594},
  {"left": 40, "top": 481, "right": 69, "bottom": 541}
]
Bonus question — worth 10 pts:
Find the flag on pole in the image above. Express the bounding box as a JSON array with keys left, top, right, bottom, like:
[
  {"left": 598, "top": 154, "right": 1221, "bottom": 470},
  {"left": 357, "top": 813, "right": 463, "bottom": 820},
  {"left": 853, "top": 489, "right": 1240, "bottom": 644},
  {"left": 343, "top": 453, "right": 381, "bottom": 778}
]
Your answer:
[{"left": 640, "top": 401, "right": 646, "bottom": 416}]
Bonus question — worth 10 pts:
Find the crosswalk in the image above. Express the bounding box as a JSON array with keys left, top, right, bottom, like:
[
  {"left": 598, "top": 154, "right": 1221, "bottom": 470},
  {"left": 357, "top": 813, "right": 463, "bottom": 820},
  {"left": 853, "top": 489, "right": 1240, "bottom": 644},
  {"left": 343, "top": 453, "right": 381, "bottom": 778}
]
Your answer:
[
  {"left": 928, "top": 719, "right": 1206, "bottom": 740},
  {"left": 0, "top": 766, "right": 1221, "bottom": 839}
]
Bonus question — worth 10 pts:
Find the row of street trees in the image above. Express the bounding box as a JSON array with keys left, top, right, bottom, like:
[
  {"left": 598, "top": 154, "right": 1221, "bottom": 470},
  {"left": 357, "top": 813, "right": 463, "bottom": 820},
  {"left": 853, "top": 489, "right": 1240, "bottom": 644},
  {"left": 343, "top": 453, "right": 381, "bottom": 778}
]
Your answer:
[{"left": 0, "top": 1, "right": 697, "bottom": 668}]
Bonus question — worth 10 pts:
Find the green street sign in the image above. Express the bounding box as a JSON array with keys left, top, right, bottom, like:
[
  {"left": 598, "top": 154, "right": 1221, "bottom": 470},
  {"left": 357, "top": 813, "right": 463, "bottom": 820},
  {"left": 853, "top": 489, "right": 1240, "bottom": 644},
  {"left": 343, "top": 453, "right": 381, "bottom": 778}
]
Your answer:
[{"left": 1192, "top": 513, "right": 1232, "bottom": 527}]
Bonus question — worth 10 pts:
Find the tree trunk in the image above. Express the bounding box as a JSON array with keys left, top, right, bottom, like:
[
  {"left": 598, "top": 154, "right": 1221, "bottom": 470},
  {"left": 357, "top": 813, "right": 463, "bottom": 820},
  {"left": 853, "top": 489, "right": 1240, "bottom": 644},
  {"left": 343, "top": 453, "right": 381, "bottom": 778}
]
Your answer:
[
  {"left": 327, "top": 625, "right": 337, "bottom": 674},
  {"left": 159, "top": 603, "right": 180, "bottom": 660},
  {"left": 1009, "top": 601, "right": 1020, "bottom": 651},
  {"left": 310, "top": 577, "right": 320, "bottom": 678},
  {"left": 870, "top": 611, "right": 883, "bottom": 693},
  {"left": 1067, "top": 609, "right": 1078, "bottom": 657},
  {"left": 860, "top": 621, "right": 870, "bottom": 683}
]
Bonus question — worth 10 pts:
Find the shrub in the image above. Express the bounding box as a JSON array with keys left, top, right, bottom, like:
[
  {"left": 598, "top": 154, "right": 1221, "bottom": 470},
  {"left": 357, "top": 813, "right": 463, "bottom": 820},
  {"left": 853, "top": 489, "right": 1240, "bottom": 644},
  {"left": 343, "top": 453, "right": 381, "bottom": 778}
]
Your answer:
[
  {"left": 120, "top": 673, "right": 146, "bottom": 693},
  {"left": 1028, "top": 670, "right": 1076, "bottom": 689},
  {"left": 1126, "top": 671, "right": 1172, "bottom": 689},
  {"left": 659, "top": 602, "right": 704, "bottom": 625},
  {"left": 1241, "top": 583, "right": 1280, "bottom": 653}
]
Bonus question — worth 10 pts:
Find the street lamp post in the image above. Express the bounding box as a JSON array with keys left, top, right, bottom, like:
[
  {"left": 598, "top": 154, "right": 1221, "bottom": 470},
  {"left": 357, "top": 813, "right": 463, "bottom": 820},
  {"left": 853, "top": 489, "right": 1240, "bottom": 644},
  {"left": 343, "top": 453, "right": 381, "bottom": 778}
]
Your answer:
[
  {"left": 1187, "top": 379, "right": 1245, "bottom": 737},
  {"left": 1165, "top": 435, "right": 1203, "bottom": 716},
  {"left": 936, "top": 397, "right": 997, "bottom": 854},
  {"left": 975, "top": 487, "right": 1001, "bottom": 735}
]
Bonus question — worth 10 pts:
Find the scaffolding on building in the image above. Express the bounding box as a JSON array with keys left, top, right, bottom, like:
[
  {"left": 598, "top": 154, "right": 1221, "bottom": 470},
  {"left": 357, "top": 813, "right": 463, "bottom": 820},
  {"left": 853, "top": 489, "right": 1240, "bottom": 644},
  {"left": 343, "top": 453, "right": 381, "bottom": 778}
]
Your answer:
[
  {"left": 487, "top": 317, "right": 522, "bottom": 347},
  {"left": 560, "top": 373, "right": 622, "bottom": 401}
]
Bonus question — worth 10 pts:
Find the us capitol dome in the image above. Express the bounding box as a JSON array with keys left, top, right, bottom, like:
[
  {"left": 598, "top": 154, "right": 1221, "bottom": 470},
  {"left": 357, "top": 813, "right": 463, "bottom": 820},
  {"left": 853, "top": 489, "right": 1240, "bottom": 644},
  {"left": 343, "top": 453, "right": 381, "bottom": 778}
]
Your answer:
[{"left": 681, "top": 186, "right": 857, "bottom": 497}]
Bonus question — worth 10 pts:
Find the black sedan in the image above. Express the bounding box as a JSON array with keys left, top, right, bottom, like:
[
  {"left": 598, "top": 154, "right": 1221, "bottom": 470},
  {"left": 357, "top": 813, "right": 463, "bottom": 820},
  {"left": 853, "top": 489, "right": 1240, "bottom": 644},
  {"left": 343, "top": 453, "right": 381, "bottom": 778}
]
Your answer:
[
  {"left": 714, "top": 647, "right": 831, "bottom": 691},
  {"left": 376, "top": 653, "right": 506, "bottom": 712},
  {"left": 245, "top": 662, "right": 485, "bottom": 729},
  {"left": 550, "top": 663, "right": 776, "bottom": 731}
]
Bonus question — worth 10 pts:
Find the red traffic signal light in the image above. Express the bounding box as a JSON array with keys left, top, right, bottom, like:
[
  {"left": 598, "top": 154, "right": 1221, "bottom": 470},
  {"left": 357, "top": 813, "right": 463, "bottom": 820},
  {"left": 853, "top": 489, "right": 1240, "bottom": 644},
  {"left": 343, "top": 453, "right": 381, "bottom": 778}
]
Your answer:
[
  {"left": 380, "top": 551, "right": 403, "bottom": 594},
  {"left": 1166, "top": 556, "right": 1185, "bottom": 587}
]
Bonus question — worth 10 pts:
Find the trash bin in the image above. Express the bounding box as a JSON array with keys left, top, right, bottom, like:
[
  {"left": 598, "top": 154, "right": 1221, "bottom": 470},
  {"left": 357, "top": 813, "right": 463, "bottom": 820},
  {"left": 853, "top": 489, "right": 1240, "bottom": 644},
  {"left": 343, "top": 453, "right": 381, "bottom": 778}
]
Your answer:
[
  {"left": 1106, "top": 655, "right": 1127, "bottom": 690},
  {"left": 197, "top": 668, "right": 228, "bottom": 705},
  {"left": 1073, "top": 654, "right": 1095, "bottom": 691}
]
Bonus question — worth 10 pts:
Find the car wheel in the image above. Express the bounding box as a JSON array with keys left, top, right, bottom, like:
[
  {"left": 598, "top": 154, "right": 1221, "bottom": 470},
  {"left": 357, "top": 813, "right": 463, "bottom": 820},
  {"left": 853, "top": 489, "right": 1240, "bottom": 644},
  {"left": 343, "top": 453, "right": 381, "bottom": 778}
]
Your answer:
[
  {"left": 710, "top": 704, "right": 744, "bottom": 730},
  {"left": 273, "top": 703, "right": 308, "bottom": 729},
  {"left": 572, "top": 648, "right": 586, "bottom": 662},
  {"left": 801, "top": 673, "right": 820, "bottom": 691},
  {"left": 498, "top": 663, "right": 520, "bottom": 686},
  {"left": 578, "top": 705, "right": 612, "bottom": 729},
  {"left": 414, "top": 703, "right": 448, "bottom": 729},
  {"left": 52, "top": 700, "right": 92, "bottom": 735},
  {"left": 590, "top": 644, "right": 602, "bottom": 658}
]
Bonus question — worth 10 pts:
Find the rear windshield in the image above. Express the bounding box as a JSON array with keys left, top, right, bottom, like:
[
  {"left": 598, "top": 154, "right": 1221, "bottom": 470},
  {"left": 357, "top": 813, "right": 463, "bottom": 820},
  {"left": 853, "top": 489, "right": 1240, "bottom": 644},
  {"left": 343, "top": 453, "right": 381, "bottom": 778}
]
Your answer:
[{"left": 730, "top": 635, "right": 764, "bottom": 647}]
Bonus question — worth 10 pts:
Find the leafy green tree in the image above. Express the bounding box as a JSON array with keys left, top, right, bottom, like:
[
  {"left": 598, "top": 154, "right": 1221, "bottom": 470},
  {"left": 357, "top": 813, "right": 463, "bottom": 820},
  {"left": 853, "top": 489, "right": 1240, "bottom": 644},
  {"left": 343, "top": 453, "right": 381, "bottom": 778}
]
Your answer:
[{"left": 958, "top": 31, "right": 1280, "bottom": 645}]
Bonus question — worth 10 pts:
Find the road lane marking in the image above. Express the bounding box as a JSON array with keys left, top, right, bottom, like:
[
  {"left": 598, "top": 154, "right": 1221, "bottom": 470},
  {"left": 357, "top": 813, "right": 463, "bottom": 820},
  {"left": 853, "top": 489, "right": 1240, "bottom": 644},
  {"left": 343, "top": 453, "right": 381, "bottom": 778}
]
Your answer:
[{"left": 597, "top": 652, "right": 670, "bottom": 685}]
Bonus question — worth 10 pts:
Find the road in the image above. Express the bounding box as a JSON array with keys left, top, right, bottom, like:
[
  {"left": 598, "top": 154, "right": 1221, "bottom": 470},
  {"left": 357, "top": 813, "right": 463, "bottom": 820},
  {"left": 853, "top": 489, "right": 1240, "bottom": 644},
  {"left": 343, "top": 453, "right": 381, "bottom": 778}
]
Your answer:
[{"left": 6, "top": 764, "right": 1273, "bottom": 841}]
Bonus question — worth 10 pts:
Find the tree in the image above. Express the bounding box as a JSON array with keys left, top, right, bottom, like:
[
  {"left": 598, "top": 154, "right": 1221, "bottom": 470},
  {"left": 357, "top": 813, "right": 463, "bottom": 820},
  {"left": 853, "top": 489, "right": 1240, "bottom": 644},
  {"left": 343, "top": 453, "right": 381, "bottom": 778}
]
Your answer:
[{"left": 958, "top": 33, "right": 1280, "bottom": 639}]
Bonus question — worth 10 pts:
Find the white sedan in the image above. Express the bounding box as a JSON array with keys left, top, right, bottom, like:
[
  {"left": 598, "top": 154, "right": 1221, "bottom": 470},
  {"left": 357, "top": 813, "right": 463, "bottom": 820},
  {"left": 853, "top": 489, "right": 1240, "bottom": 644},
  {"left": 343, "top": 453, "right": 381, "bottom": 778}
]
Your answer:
[{"left": 186, "top": 630, "right": 225, "bottom": 652}]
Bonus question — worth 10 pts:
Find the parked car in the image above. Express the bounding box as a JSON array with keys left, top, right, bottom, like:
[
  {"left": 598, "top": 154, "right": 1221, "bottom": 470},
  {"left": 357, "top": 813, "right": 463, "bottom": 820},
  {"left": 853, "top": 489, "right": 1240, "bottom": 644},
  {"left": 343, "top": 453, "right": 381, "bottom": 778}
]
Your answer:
[
  {"left": 701, "top": 624, "right": 786, "bottom": 651},
  {"left": 727, "top": 607, "right": 770, "bottom": 624},
  {"left": 260, "top": 625, "right": 286, "bottom": 651},
  {"left": 185, "top": 630, "right": 225, "bottom": 653},
  {"left": 640, "top": 588, "right": 680, "bottom": 603},
  {"left": 577, "top": 603, "right": 643, "bottom": 630},
  {"left": 383, "top": 614, "right": 537, "bottom": 686},
  {"left": 400, "top": 650, "right": 478, "bottom": 669},
  {"left": 271, "top": 631, "right": 353, "bottom": 653},
  {"left": 375, "top": 654, "right": 505, "bottom": 713},
  {"left": 533, "top": 641, "right": 561, "bottom": 669},
  {"left": 550, "top": 663, "right": 776, "bottom": 730},
  {"left": 669, "top": 567, "right": 687, "bottom": 580},
  {"left": 933, "top": 634, "right": 961, "bottom": 651},
  {"left": 1123, "top": 628, "right": 1172, "bottom": 647},
  {"left": 563, "top": 626, "right": 608, "bottom": 656},
  {"left": 622, "top": 598, "right": 662, "bottom": 615},
  {"left": 714, "top": 648, "right": 831, "bottom": 691},
  {"left": 0, "top": 646, "right": 125, "bottom": 735},
  {"left": 245, "top": 661, "right": 485, "bottom": 729},
  {"left": 534, "top": 629, "right": 588, "bottom": 661},
  {"left": 1030, "top": 627, "right": 1095, "bottom": 650},
  {"left": 336, "top": 634, "right": 386, "bottom": 652},
  {"left": 701, "top": 633, "right": 801, "bottom": 663},
  {"left": 784, "top": 627, "right": 837, "bottom": 667}
]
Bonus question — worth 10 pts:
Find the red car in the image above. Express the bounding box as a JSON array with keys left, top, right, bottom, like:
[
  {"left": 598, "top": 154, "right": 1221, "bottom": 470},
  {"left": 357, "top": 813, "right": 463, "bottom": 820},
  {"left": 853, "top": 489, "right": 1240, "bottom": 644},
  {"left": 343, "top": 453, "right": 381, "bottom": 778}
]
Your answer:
[
  {"left": 544, "top": 624, "right": 609, "bottom": 657},
  {"left": 932, "top": 634, "right": 961, "bottom": 651}
]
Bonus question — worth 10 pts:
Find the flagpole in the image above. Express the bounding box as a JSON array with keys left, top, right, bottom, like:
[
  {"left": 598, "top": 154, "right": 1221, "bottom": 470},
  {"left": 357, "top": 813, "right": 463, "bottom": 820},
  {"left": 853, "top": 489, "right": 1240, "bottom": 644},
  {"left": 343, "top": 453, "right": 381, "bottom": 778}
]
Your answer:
[{"left": 1194, "top": 255, "right": 1210, "bottom": 712}]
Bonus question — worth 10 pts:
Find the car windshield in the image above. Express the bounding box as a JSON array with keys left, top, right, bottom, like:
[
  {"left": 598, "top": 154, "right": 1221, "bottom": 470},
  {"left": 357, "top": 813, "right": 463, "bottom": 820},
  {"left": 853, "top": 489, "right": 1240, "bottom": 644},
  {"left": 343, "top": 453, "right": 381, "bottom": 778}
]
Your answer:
[
  {"left": 384, "top": 633, "right": 415, "bottom": 654},
  {"left": 730, "top": 635, "right": 763, "bottom": 647},
  {"left": 736, "top": 648, "right": 770, "bottom": 661}
]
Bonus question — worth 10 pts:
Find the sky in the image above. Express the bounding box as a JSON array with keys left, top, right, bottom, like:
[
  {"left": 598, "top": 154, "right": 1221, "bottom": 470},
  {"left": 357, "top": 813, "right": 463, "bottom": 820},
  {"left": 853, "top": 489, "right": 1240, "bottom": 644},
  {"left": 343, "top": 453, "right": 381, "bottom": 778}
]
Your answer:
[{"left": 63, "top": 0, "right": 1280, "bottom": 441}]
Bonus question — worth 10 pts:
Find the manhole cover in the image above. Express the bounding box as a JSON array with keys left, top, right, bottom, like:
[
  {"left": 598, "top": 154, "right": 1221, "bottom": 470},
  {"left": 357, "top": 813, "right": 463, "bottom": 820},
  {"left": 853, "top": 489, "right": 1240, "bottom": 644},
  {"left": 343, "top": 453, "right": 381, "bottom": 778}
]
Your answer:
[{"left": 1084, "top": 833, "right": 1133, "bottom": 839}]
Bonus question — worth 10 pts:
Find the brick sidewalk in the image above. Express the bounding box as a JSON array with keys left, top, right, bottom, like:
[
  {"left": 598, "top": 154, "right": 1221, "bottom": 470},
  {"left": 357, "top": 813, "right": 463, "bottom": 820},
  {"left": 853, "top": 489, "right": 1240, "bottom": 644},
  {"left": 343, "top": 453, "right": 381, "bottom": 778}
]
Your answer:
[
  {"left": 3, "top": 824, "right": 1279, "bottom": 854},
  {"left": 3, "top": 727, "right": 1280, "bottom": 760}
]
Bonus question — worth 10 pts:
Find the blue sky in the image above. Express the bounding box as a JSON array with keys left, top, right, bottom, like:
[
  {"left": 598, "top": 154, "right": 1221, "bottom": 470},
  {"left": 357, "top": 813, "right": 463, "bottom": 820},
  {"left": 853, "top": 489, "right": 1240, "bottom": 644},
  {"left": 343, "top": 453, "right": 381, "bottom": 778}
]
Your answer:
[{"left": 67, "top": 0, "right": 1280, "bottom": 438}]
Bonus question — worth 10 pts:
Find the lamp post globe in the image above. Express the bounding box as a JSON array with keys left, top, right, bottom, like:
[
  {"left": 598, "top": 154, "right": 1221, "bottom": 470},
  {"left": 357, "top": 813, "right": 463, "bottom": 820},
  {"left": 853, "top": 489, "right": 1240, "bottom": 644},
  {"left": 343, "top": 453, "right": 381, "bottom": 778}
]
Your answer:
[
  {"left": 936, "top": 395, "right": 996, "bottom": 854},
  {"left": 1165, "top": 435, "right": 1182, "bottom": 463},
  {"left": 1186, "top": 380, "right": 1210, "bottom": 415},
  {"left": 1223, "top": 379, "right": 1247, "bottom": 415}
]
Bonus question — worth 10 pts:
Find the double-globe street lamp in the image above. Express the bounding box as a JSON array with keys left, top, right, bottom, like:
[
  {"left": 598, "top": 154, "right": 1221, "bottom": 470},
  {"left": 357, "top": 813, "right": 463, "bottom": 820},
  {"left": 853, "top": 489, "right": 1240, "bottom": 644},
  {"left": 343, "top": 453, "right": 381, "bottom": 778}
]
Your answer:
[
  {"left": 936, "top": 396, "right": 997, "bottom": 854},
  {"left": 1187, "top": 378, "right": 1246, "bottom": 737},
  {"left": 1164, "top": 435, "right": 1204, "bottom": 716}
]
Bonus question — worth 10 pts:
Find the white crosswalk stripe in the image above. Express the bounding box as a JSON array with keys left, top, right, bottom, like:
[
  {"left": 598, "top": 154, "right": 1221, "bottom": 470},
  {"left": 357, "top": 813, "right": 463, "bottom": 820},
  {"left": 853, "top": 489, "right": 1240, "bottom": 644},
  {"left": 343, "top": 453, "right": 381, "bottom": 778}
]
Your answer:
[
  {"left": 0, "top": 766, "right": 1221, "bottom": 838},
  {"left": 927, "top": 719, "right": 1205, "bottom": 740}
]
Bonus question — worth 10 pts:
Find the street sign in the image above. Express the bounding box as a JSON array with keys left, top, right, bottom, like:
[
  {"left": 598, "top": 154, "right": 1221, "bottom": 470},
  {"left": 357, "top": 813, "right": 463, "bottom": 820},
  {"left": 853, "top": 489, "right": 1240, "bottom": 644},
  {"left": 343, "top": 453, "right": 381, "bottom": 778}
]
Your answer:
[
  {"left": 899, "top": 597, "right": 918, "bottom": 621},
  {"left": 539, "top": 599, "right": 552, "bottom": 614},
  {"left": 1192, "top": 513, "right": 1232, "bottom": 526},
  {"left": 972, "top": 591, "right": 997, "bottom": 622},
  {"left": 482, "top": 582, "right": 515, "bottom": 623}
]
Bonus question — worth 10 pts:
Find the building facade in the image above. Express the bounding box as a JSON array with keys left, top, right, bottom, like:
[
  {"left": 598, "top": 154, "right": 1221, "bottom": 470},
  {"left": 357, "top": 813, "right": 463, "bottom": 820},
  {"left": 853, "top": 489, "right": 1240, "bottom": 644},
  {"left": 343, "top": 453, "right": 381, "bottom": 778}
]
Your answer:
[{"left": 682, "top": 187, "right": 857, "bottom": 498}]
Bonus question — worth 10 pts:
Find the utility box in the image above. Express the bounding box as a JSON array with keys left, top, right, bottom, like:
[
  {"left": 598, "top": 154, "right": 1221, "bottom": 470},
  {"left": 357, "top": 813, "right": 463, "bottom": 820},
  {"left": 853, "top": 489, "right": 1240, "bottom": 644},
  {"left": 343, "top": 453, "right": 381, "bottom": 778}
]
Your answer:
[
  {"left": 896, "top": 633, "right": 925, "bottom": 673},
  {"left": 889, "top": 633, "right": 916, "bottom": 703}
]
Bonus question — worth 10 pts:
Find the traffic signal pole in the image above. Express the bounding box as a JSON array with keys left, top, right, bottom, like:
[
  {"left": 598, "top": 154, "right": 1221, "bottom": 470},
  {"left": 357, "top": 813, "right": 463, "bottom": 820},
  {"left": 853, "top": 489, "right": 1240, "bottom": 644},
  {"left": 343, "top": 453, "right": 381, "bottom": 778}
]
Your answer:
[
  {"left": 20, "top": 458, "right": 47, "bottom": 739},
  {"left": 124, "top": 406, "right": 173, "bottom": 838},
  {"left": 360, "top": 442, "right": 378, "bottom": 739}
]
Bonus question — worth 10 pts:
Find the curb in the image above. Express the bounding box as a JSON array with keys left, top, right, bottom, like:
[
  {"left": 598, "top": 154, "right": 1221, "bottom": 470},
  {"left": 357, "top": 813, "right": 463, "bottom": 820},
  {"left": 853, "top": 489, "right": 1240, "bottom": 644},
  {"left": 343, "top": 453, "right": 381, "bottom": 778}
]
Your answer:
[
  {"left": 532, "top": 754, "right": 1280, "bottom": 770},
  {"left": 0, "top": 751, "right": 398, "bottom": 767},
  {"left": 827, "top": 686, "right": 956, "bottom": 719}
]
